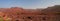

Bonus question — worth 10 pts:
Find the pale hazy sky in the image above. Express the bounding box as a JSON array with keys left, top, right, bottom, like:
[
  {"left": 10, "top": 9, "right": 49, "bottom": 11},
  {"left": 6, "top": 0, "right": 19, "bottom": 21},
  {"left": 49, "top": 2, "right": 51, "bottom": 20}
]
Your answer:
[{"left": 0, "top": 0, "right": 60, "bottom": 9}]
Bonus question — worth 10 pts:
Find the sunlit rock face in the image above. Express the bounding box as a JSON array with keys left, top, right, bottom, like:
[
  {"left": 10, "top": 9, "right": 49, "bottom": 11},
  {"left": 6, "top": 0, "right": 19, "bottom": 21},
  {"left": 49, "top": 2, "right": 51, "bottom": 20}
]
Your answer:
[{"left": 0, "top": 5, "right": 60, "bottom": 21}]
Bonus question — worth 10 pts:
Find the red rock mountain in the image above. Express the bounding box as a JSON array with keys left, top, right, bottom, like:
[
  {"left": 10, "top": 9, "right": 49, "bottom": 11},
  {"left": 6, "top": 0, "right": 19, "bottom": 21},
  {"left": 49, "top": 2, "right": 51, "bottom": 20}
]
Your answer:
[{"left": 0, "top": 5, "right": 60, "bottom": 21}]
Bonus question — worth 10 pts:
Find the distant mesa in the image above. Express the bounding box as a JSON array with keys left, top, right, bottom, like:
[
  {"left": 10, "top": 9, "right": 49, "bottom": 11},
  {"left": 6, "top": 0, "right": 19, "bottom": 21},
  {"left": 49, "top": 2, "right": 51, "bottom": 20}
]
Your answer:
[{"left": 10, "top": 7, "right": 23, "bottom": 10}]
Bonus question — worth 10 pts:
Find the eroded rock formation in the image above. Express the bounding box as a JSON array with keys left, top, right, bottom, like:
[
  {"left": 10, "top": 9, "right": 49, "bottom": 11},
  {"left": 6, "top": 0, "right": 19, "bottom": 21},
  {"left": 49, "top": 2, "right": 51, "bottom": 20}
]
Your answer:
[{"left": 0, "top": 5, "right": 60, "bottom": 21}]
